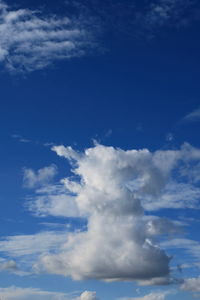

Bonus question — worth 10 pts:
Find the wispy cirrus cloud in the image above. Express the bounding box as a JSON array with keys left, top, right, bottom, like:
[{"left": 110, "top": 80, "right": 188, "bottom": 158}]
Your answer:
[
  {"left": 11, "top": 134, "right": 31, "bottom": 143},
  {"left": 0, "top": 258, "right": 18, "bottom": 272},
  {"left": 161, "top": 237, "right": 200, "bottom": 291},
  {"left": 0, "top": 0, "right": 198, "bottom": 73},
  {"left": 23, "top": 165, "right": 57, "bottom": 189},
  {"left": 27, "top": 184, "right": 80, "bottom": 218},
  {"left": 0, "top": 258, "right": 30, "bottom": 276},
  {"left": 0, "top": 231, "right": 67, "bottom": 258},
  {"left": 119, "top": 291, "right": 170, "bottom": 300},
  {"left": 161, "top": 238, "right": 200, "bottom": 261},
  {"left": 0, "top": 287, "right": 98, "bottom": 300},
  {"left": 0, "top": 230, "right": 74, "bottom": 275},
  {"left": 142, "top": 0, "right": 196, "bottom": 28},
  {"left": 64, "top": 0, "right": 198, "bottom": 39},
  {"left": 182, "top": 107, "right": 200, "bottom": 123},
  {"left": 0, "top": 0, "right": 96, "bottom": 73}
]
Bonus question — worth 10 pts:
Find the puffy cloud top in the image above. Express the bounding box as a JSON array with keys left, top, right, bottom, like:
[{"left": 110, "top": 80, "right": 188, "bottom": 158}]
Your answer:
[{"left": 77, "top": 291, "right": 98, "bottom": 300}]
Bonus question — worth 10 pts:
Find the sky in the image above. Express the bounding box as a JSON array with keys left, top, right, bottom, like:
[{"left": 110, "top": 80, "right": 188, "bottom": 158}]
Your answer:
[{"left": 0, "top": 0, "right": 200, "bottom": 299}]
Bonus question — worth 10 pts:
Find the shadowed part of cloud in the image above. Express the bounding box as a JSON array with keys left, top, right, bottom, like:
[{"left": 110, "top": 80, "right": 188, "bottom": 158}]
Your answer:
[
  {"left": 0, "top": 259, "right": 17, "bottom": 271},
  {"left": 11, "top": 134, "right": 31, "bottom": 143},
  {"left": 181, "top": 277, "right": 200, "bottom": 297},
  {"left": 0, "top": 259, "right": 30, "bottom": 276}
]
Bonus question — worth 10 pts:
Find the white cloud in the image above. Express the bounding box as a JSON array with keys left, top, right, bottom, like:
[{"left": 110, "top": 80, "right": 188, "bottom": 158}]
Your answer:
[
  {"left": 29, "top": 193, "right": 79, "bottom": 217},
  {"left": 144, "top": 216, "right": 184, "bottom": 236},
  {"left": 0, "top": 259, "right": 17, "bottom": 271},
  {"left": 46, "top": 143, "right": 200, "bottom": 215},
  {"left": 181, "top": 277, "right": 200, "bottom": 292},
  {"left": 0, "top": 230, "right": 70, "bottom": 275},
  {"left": 182, "top": 108, "right": 200, "bottom": 123},
  {"left": 0, "top": 231, "right": 67, "bottom": 257},
  {"left": 137, "top": 277, "right": 171, "bottom": 286},
  {"left": 3, "top": 143, "right": 200, "bottom": 284},
  {"left": 11, "top": 134, "right": 31, "bottom": 143},
  {"left": 76, "top": 291, "right": 98, "bottom": 300},
  {"left": 161, "top": 238, "right": 200, "bottom": 260},
  {"left": 27, "top": 143, "right": 200, "bottom": 282},
  {"left": 23, "top": 165, "right": 57, "bottom": 188},
  {"left": 0, "top": 257, "right": 31, "bottom": 276},
  {"left": 0, "top": 0, "right": 95, "bottom": 72},
  {"left": 161, "top": 238, "right": 200, "bottom": 287},
  {"left": 180, "top": 161, "right": 200, "bottom": 183},
  {"left": 143, "top": 181, "right": 200, "bottom": 211},
  {"left": 0, "top": 287, "right": 97, "bottom": 300},
  {"left": 35, "top": 214, "right": 170, "bottom": 281},
  {"left": 34, "top": 144, "right": 186, "bottom": 282},
  {"left": 119, "top": 291, "right": 169, "bottom": 300},
  {"left": 27, "top": 184, "right": 80, "bottom": 217}
]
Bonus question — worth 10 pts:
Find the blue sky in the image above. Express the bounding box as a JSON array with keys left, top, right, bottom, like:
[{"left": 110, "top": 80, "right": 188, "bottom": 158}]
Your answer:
[{"left": 0, "top": 0, "right": 200, "bottom": 299}]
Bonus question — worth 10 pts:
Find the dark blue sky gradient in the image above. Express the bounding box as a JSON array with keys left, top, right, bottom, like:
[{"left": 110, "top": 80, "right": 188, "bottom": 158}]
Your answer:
[{"left": 0, "top": 1, "right": 200, "bottom": 299}]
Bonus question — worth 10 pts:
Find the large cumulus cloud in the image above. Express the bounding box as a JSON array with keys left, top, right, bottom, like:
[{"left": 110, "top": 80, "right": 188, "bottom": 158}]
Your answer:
[
  {"left": 2, "top": 143, "right": 200, "bottom": 284},
  {"left": 32, "top": 143, "right": 200, "bottom": 283}
]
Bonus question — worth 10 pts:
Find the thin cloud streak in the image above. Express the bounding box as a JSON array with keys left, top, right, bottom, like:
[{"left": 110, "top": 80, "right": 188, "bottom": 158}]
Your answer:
[
  {"left": 65, "top": 0, "right": 198, "bottom": 39},
  {"left": 0, "top": 287, "right": 98, "bottom": 300},
  {"left": 182, "top": 108, "right": 200, "bottom": 123}
]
